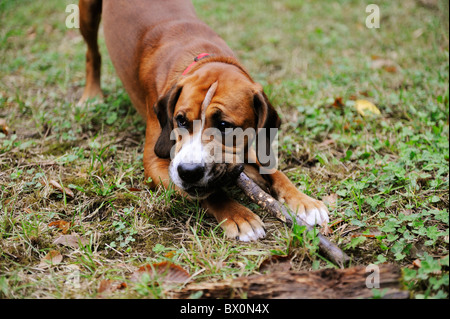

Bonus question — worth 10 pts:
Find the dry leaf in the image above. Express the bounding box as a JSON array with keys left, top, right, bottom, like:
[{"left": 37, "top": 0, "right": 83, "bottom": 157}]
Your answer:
[
  {"left": 130, "top": 261, "right": 190, "bottom": 284},
  {"left": 322, "top": 193, "right": 338, "bottom": 210},
  {"left": 332, "top": 97, "right": 344, "bottom": 109},
  {"left": 0, "top": 118, "right": 9, "bottom": 135},
  {"left": 354, "top": 99, "right": 381, "bottom": 116},
  {"left": 343, "top": 122, "right": 350, "bottom": 131},
  {"left": 330, "top": 219, "right": 344, "bottom": 228},
  {"left": 127, "top": 187, "right": 142, "bottom": 192},
  {"left": 321, "top": 222, "right": 333, "bottom": 236},
  {"left": 38, "top": 250, "right": 63, "bottom": 268},
  {"left": 98, "top": 279, "right": 127, "bottom": 294},
  {"left": 351, "top": 233, "right": 376, "bottom": 238},
  {"left": 412, "top": 259, "right": 422, "bottom": 268},
  {"left": 164, "top": 251, "right": 177, "bottom": 259},
  {"left": 259, "top": 255, "right": 292, "bottom": 273},
  {"left": 317, "top": 139, "right": 336, "bottom": 148},
  {"left": 48, "top": 179, "right": 74, "bottom": 198},
  {"left": 53, "top": 234, "right": 89, "bottom": 249},
  {"left": 370, "top": 57, "right": 399, "bottom": 73},
  {"left": 49, "top": 220, "right": 71, "bottom": 234}
]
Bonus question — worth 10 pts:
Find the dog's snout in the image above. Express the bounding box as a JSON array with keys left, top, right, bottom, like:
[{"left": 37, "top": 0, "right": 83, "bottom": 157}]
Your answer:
[{"left": 177, "top": 163, "right": 205, "bottom": 183}]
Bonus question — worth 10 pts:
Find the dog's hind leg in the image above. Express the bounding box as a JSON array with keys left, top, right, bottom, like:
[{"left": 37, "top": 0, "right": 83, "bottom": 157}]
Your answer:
[{"left": 78, "top": 0, "right": 103, "bottom": 104}]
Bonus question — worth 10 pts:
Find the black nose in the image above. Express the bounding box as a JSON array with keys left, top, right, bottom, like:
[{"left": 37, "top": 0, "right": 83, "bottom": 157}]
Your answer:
[{"left": 177, "top": 163, "right": 205, "bottom": 183}]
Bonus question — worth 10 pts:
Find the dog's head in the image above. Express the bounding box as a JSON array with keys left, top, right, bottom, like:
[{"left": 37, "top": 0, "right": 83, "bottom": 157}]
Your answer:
[{"left": 153, "top": 59, "right": 280, "bottom": 199}]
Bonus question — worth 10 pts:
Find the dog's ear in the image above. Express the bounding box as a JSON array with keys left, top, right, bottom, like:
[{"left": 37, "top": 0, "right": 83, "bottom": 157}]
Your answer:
[
  {"left": 153, "top": 84, "right": 183, "bottom": 158},
  {"left": 253, "top": 87, "right": 281, "bottom": 169}
]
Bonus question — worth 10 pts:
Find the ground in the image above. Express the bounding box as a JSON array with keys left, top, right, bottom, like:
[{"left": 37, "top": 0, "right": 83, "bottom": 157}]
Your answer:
[{"left": 0, "top": 0, "right": 448, "bottom": 299}]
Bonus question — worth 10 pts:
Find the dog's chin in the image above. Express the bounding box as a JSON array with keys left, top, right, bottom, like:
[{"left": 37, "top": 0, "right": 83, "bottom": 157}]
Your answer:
[{"left": 182, "top": 186, "right": 213, "bottom": 200}]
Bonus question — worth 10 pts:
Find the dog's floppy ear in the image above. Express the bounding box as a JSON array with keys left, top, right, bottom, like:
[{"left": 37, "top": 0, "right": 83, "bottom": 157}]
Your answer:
[
  {"left": 153, "top": 84, "right": 183, "bottom": 158},
  {"left": 253, "top": 87, "right": 281, "bottom": 169}
]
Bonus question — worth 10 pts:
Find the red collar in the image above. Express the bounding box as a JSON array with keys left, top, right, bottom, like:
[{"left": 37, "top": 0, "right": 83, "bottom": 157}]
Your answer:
[{"left": 182, "top": 53, "right": 211, "bottom": 75}]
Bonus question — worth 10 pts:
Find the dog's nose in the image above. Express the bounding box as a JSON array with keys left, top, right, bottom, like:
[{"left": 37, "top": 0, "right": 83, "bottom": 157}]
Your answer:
[{"left": 177, "top": 163, "right": 205, "bottom": 183}]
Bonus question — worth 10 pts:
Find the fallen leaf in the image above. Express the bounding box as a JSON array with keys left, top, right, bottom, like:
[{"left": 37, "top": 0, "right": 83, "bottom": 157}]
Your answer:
[
  {"left": 53, "top": 234, "right": 89, "bottom": 249},
  {"left": 164, "top": 251, "right": 177, "bottom": 259},
  {"left": 351, "top": 233, "right": 375, "bottom": 238},
  {"left": 38, "top": 250, "right": 63, "bottom": 268},
  {"left": 332, "top": 97, "right": 344, "bottom": 109},
  {"left": 322, "top": 193, "right": 338, "bottom": 210},
  {"left": 370, "top": 57, "right": 399, "bottom": 73},
  {"left": 49, "top": 220, "right": 71, "bottom": 234},
  {"left": 130, "top": 261, "right": 190, "bottom": 284},
  {"left": 412, "top": 28, "right": 424, "bottom": 38},
  {"left": 317, "top": 139, "right": 336, "bottom": 148},
  {"left": 127, "top": 187, "right": 142, "bottom": 192},
  {"left": 259, "top": 255, "right": 292, "bottom": 273},
  {"left": 321, "top": 222, "right": 333, "bottom": 236},
  {"left": 359, "top": 90, "right": 370, "bottom": 97},
  {"left": 354, "top": 99, "right": 381, "bottom": 116},
  {"left": 48, "top": 179, "right": 74, "bottom": 198},
  {"left": 98, "top": 279, "right": 127, "bottom": 294},
  {"left": 412, "top": 259, "right": 422, "bottom": 268},
  {"left": 330, "top": 218, "right": 344, "bottom": 228},
  {"left": 26, "top": 26, "right": 36, "bottom": 40},
  {"left": 98, "top": 279, "right": 113, "bottom": 293},
  {"left": 0, "top": 118, "right": 9, "bottom": 135}
]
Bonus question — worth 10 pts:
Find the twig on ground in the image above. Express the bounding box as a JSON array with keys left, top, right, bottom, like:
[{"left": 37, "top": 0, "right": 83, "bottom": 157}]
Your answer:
[{"left": 236, "top": 172, "right": 350, "bottom": 268}]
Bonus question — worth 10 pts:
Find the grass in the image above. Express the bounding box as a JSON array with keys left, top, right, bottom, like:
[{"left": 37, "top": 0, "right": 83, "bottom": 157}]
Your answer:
[{"left": 0, "top": 0, "right": 448, "bottom": 299}]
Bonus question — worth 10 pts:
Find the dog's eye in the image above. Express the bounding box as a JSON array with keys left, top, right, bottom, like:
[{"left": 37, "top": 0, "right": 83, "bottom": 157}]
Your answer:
[
  {"left": 217, "top": 121, "right": 234, "bottom": 133},
  {"left": 176, "top": 114, "right": 188, "bottom": 128}
]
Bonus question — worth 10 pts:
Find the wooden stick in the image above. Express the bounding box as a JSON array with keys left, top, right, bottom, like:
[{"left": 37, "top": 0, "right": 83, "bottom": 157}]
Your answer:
[{"left": 236, "top": 172, "right": 350, "bottom": 268}]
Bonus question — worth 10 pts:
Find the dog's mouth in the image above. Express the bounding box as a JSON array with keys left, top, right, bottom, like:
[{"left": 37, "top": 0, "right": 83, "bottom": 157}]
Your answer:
[
  {"left": 183, "top": 185, "right": 213, "bottom": 200},
  {"left": 174, "top": 163, "right": 244, "bottom": 200}
]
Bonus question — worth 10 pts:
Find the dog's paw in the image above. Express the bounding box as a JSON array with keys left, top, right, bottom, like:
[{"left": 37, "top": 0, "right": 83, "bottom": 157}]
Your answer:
[
  {"left": 220, "top": 208, "right": 266, "bottom": 242},
  {"left": 287, "top": 194, "right": 330, "bottom": 226},
  {"left": 77, "top": 88, "right": 104, "bottom": 107}
]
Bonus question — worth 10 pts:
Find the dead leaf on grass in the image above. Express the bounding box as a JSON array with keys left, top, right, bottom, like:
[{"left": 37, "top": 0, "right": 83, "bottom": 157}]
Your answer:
[
  {"left": 53, "top": 234, "right": 89, "bottom": 249},
  {"left": 38, "top": 250, "right": 63, "bottom": 268},
  {"left": 259, "top": 255, "right": 292, "bottom": 273},
  {"left": 317, "top": 139, "right": 336, "bottom": 149},
  {"left": 332, "top": 97, "right": 344, "bottom": 109},
  {"left": 370, "top": 56, "right": 400, "bottom": 73},
  {"left": 98, "top": 279, "right": 127, "bottom": 294},
  {"left": 322, "top": 193, "right": 338, "bottom": 210},
  {"left": 0, "top": 118, "right": 9, "bottom": 135},
  {"left": 321, "top": 222, "right": 333, "bottom": 236},
  {"left": 354, "top": 99, "right": 381, "bottom": 117},
  {"left": 130, "top": 261, "right": 190, "bottom": 284},
  {"left": 49, "top": 220, "right": 71, "bottom": 234},
  {"left": 412, "top": 259, "right": 422, "bottom": 268},
  {"left": 48, "top": 179, "right": 74, "bottom": 198}
]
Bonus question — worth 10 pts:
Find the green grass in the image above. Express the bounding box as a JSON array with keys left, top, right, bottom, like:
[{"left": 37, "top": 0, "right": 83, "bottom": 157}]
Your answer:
[{"left": 0, "top": 0, "right": 448, "bottom": 299}]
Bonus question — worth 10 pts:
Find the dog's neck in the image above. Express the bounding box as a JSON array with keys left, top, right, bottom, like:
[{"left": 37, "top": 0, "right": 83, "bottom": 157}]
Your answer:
[{"left": 182, "top": 54, "right": 253, "bottom": 82}]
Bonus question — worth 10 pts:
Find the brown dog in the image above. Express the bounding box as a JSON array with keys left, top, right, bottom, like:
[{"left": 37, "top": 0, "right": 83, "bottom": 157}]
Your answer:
[{"left": 78, "top": 0, "right": 329, "bottom": 241}]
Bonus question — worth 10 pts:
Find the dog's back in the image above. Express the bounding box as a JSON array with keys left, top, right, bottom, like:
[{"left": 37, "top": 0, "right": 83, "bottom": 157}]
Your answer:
[{"left": 101, "top": 0, "right": 233, "bottom": 115}]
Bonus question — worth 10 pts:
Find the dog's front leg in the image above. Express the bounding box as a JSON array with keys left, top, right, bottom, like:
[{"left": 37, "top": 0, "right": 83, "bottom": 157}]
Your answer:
[
  {"left": 202, "top": 190, "right": 266, "bottom": 242},
  {"left": 268, "top": 170, "right": 329, "bottom": 226}
]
